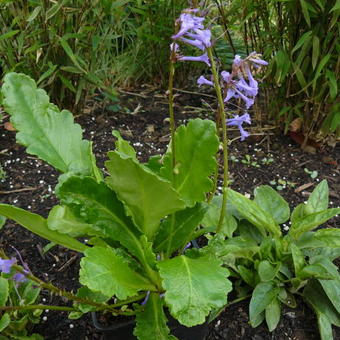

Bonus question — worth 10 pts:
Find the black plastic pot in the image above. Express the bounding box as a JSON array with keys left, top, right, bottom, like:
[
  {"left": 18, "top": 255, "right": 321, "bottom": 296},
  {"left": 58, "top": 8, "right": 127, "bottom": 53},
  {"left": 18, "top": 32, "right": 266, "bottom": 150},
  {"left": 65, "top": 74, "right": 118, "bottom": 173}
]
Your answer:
[{"left": 91, "top": 312, "right": 209, "bottom": 340}]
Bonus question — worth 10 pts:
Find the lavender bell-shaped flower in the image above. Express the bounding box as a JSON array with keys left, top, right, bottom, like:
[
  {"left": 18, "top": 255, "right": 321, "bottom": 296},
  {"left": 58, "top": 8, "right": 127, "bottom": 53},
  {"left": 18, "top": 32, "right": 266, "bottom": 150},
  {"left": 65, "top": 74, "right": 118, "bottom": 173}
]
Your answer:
[
  {"left": 172, "top": 12, "right": 205, "bottom": 39},
  {"left": 178, "top": 52, "right": 211, "bottom": 66},
  {"left": 227, "top": 113, "right": 251, "bottom": 141},
  {"left": 0, "top": 258, "right": 16, "bottom": 274},
  {"left": 197, "top": 75, "right": 213, "bottom": 87}
]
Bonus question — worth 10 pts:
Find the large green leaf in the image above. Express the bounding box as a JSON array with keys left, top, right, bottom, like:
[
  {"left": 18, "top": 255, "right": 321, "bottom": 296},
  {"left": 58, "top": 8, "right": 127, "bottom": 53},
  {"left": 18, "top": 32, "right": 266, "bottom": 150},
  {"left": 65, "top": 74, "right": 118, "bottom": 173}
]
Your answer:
[
  {"left": 105, "top": 152, "right": 185, "bottom": 239},
  {"left": 112, "top": 130, "right": 137, "bottom": 160},
  {"left": 1, "top": 73, "right": 94, "bottom": 175},
  {"left": 0, "top": 313, "right": 10, "bottom": 332},
  {"left": 160, "top": 119, "right": 219, "bottom": 206},
  {"left": 0, "top": 204, "right": 86, "bottom": 252},
  {"left": 303, "top": 280, "right": 340, "bottom": 329},
  {"left": 80, "top": 246, "right": 155, "bottom": 299},
  {"left": 134, "top": 293, "right": 178, "bottom": 340},
  {"left": 249, "top": 281, "right": 279, "bottom": 327},
  {"left": 254, "top": 185, "right": 290, "bottom": 224},
  {"left": 226, "top": 189, "right": 281, "bottom": 237},
  {"left": 289, "top": 208, "right": 340, "bottom": 238},
  {"left": 56, "top": 176, "right": 148, "bottom": 263},
  {"left": 154, "top": 204, "right": 206, "bottom": 256},
  {"left": 201, "top": 196, "right": 237, "bottom": 238},
  {"left": 157, "top": 251, "right": 231, "bottom": 327},
  {"left": 305, "top": 180, "right": 329, "bottom": 214}
]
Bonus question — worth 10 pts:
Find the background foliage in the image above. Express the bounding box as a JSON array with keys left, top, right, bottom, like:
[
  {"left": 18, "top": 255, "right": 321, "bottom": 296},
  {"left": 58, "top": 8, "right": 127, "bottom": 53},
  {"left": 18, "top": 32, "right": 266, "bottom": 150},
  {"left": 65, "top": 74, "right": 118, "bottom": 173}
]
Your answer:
[{"left": 218, "top": 0, "right": 340, "bottom": 142}]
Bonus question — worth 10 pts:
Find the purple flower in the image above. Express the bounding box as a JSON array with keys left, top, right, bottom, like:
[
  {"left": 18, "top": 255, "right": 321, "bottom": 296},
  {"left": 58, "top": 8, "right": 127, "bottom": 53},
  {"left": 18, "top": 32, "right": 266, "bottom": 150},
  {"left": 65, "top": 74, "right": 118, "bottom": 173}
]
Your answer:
[
  {"left": 0, "top": 258, "right": 16, "bottom": 274},
  {"left": 221, "top": 71, "right": 232, "bottom": 84},
  {"left": 234, "top": 89, "right": 255, "bottom": 109},
  {"left": 233, "top": 55, "right": 242, "bottom": 67},
  {"left": 172, "top": 13, "right": 205, "bottom": 39},
  {"left": 248, "top": 52, "right": 268, "bottom": 66},
  {"left": 178, "top": 52, "right": 211, "bottom": 66},
  {"left": 186, "top": 29, "right": 212, "bottom": 48},
  {"left": 224, "top": 89, "right": 236, "bottom": 103},
  {"left": 13, "top": 273, "right": 27, "bottom": 283},
  {"left": 227, "top": 113, "right": 251, "bottom": 141},
  {"left": 179, "top": 37, "right": 205, "bottom": 51},
  {"left": 236, "top": 77, "right": 258, "bottom": 97},
  {"left": 197, "top": 75, "right": 213, "bottom": 87}
]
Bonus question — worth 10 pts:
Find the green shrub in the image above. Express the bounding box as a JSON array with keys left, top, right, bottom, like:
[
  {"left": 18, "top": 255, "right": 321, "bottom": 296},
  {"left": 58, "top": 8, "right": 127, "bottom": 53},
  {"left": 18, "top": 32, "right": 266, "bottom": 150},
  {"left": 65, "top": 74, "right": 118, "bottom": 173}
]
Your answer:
[
  {"left": 0, "top": 0, "right": 118, "bottom": 110},
  {"left": 221, "top": 0, "right": 340, "bottom": 143}
]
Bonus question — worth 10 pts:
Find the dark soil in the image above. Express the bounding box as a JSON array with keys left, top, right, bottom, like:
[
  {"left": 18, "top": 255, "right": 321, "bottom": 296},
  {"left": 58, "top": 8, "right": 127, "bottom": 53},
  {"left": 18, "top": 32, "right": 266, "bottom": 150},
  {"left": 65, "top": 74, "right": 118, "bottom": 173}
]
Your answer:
[{"left": 0, "top": 86, "right": 339, "bottom": 340}]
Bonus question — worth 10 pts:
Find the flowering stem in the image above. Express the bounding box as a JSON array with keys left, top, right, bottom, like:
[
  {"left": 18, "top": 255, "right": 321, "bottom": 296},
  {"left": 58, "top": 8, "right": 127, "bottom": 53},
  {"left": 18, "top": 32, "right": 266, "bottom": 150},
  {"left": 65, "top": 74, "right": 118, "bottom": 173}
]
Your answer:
[
  {"left": 11, "top": 264, "right": 145, "bottom": 313},
  {"left": 207, "top": 47, "right": 229, "bottom": 234},
  {"left": 168, "top": 57, "right": 177, "bottom": 183}
]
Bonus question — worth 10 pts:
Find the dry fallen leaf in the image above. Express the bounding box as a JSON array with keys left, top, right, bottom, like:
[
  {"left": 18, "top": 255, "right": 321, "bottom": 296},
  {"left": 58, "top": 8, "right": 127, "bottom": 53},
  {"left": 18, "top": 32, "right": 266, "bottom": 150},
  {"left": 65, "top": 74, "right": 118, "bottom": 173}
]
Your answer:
[{"left": 4, "top": 122, "right": 16, "bottom": 131}]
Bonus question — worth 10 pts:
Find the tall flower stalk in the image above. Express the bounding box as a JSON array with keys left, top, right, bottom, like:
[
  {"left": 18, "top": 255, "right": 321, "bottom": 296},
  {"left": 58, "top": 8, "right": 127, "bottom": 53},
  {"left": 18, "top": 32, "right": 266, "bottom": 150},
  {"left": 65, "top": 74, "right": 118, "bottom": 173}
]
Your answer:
[{"left": 169, "top": 6, "right": 268, "bottom": 234}]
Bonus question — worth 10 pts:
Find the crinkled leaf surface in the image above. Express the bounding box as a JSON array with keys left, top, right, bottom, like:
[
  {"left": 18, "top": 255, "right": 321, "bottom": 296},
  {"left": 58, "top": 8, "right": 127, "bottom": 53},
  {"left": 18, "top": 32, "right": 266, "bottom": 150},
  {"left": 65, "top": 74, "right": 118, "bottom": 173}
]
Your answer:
[
  {"left": 154, "top": 203, "right": 206, "bottom": 256},
  {"left": 0, "top": 204, "right": 86, "bottom": 252},
  {"left": 134, "top": 293, "right": 178, "bottom": 340},
  {"left": 254, "top": 185, "right": 290, "bottom": 224},
  {"left": 314, "top": 228, "right": 340, "bottom": 247},
  {"left": 56, "top": 176, "right": 148, "bottom": 263},
  {"left": 1, "top": 73, "right": 94, "bottom": 175},
  {"left": 160, "top": 119, "right": 219, "bottom": 206},
  {"left": 226, "top": 189, "right": 281, "bottom": 237},
  {"left": 157, "top": 251, "right": 231, "bottom": 327},
  {"left": 106, "top": 152, "right": 185, "bottom": 239},
  {"left": 80, "top": 246, "right": 155, "bottom": 299}
]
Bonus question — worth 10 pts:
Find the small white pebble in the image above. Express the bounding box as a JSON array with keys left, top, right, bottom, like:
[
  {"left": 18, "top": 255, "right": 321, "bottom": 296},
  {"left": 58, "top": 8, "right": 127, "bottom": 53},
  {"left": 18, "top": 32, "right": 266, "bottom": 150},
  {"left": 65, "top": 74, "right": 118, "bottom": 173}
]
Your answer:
[
  {"left": 69, "top": 324, "right": 74, "bottom": 329},
  {"left": 283, "top": 226, "right": 289, "bottom": 231},
  {"left": 244, "top": 193, "right": 251, "bottom": 199},
  {"left": 42, "top": 316, "right": 47, "bottom": 321}
]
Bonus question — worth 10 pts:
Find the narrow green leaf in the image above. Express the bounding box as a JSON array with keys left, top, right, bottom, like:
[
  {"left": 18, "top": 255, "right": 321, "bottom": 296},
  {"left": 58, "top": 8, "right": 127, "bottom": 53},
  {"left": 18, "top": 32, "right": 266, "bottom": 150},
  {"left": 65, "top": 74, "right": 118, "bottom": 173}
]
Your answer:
[
  {"left": 305, "top": 180, "right": 328, "bottom": 214},
  {"left": 1, "top": 73, "right": 94, "bottom": 175},
  {"left": 158, "top": 252, "right": 231, "bottom": 327},
  {"left": 330, "top": 1, "right": 340, "bottom": 12},
  {"left": 292, "top": 31, "right": 313, "bottom": 54},
  {"left": 0, "top": 277, "right": 9, "bottom": 306},
  {"left": 249, "top": 281, "right": 279, "bottom": 327},
  {"left": 160, "top": 119, "right": 219, "bottom": 206},
  {"left": 0, "top": 204, "right": 86, "bottom": 252},
  {"left": 314, "top": 228, "right": 340, "bottom": 247},
  {"left": 0, "top": 30, "right": 20, "bottom": 42},
  {"left": 80, "top": 246, "right": 155, "bottom": 299},
  {"left": 154, "top": 204, "right": 206, "bottom": 256},
  {"left": 45, "top": 0, "right": 65, "bottom": 20},
  {"left": 27, "top": 6, "right": 42, "bottom": 22},
  {"left": 106, "top": 152, "right": 185, "bottom": 239},
  {"left": 300, "top": 0, "right": 311, "bottom": 26},
  {"left": 326, "top": 70, "right": 338, "bottom": 100},
  {"left": 290, "top": 243, "right": 305, "bottom": 276},
  {"left": 134, "top": 293, "right": 178, "bottom": 340},
  {"left": 303, "top": 280, "right": 340, "bottom": 327},
  {"left": 313, "top": 54, "right": 331, "bottom": 90},
  {"left": 59, "top": 37, "right": 86, "bottom": 73},
  {"left": 318, "top": 313, "right": 333, "bottom": 340},
  {"left": 312, "top": 36, "right": 320, "bottom": 70},
  {"left": 265, "top": 298, "right": 281, "bottom": 332},
  {"left": 0, "top": 313, "right": 10, "bottom": 332},
  {"left": 226, "top": 189, "right": 281, "bottom": 237},
  {"left": 290, "top": 208, "right": 340, "bottom": 238},
  {"left": 254, "top": 185, "right": 290, "bottom": 224},
  {"left": 258, "top": 261, "right": 280, "bottom": 282}
]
